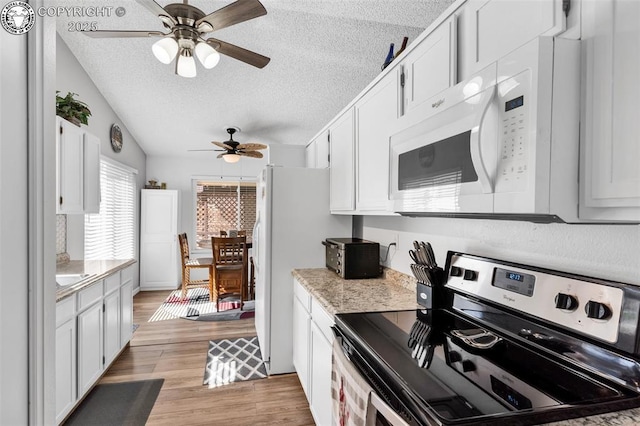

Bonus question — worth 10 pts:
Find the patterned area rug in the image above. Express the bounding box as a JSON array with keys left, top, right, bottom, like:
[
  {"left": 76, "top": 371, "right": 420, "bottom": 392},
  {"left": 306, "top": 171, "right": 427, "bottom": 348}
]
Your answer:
[
  {"left": 148, "top": 288, "right": 250, "bottom": 322},
  {"left": 203, "top": 336, "right": 267, "bottom": 388}
]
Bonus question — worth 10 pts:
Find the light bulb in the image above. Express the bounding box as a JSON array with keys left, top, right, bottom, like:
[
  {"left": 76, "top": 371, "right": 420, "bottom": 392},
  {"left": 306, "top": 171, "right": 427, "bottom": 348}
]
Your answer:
[
  {"left": 152, "top": 37, "right": 178, "bottom": 64},
  {"left": 223, "top": 153, "right": 241, "bottom": 163},
  {"left": 195, "top": 42, "right": 220, "bottom": 69},
  {"left": 176, "top": 49, "right": 197, "bottom": 78}
]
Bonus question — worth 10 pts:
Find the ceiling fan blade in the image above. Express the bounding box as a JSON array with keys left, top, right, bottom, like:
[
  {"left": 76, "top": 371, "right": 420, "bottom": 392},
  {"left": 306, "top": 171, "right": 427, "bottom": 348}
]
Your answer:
[
  {"left": 135, "top": 0, "right": 177, "bottom": 26},
  {"left": 83, "top": 30, "right": 165, "bottom": 38},
  {"left": 187, "top": 149, "right": 221, "bottom": 152},
  {"left": 217, "top": 153, "right": 226, "bottom": 159},
  {"left": 206, "top": 38, "right": 270, "bottom": 68},
  {"left": 239, "top": 151, "right": 264, "bottom": 158},
  {"left": 196, "top": 0, "right": 267, "bottom": 32},
  {"left": 237, "top": 143, "right": 267, "bottom": 151},
  {"left": 211, "top": 141, "right": 235, "bottom": 150}
]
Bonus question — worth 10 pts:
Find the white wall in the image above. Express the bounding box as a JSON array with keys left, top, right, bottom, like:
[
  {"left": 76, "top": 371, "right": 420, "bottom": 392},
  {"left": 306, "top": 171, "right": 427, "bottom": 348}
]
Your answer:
[
  {"left": 0, "top": 24, "right": 29, "bottom": 425},
  {"left": 364, "top": 216, "right": 640, "bottom": 285},
  {"left": 56, "top": 34, "right": 147, "bottom": 289}
]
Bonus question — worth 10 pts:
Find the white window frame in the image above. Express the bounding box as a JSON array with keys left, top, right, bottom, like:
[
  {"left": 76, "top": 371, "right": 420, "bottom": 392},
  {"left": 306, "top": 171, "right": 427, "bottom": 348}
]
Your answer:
[
  {"left": 84, "top": 156, "right": 138, "bottom": 260},
  {"left": 191, "top": 175, "right": 257, "bottom": 253}
]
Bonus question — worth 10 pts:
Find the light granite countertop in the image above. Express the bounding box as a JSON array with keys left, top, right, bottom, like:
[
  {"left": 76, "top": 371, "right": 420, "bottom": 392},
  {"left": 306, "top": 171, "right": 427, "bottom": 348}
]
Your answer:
[
  {"left": 291, "top": 267, "right": 640, "bottom": 426},
  {"left": 291, "top": 268, "right": 419, "bottom": 315},
  {"left": 56, "top": 259, "right": 136, "bottom": 302}
]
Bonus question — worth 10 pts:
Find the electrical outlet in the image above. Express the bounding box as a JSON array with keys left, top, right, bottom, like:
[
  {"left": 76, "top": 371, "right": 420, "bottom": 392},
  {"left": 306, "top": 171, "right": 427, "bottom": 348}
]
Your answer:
[{"left": 392, "top": 233, "right": 399, "bottom": 247}]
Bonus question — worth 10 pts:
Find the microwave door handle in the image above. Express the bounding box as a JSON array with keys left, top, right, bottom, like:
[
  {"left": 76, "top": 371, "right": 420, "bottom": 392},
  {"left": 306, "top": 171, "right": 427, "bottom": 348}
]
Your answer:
[{"left": 470, "top": 85, "right": 496, "bottom": 194}]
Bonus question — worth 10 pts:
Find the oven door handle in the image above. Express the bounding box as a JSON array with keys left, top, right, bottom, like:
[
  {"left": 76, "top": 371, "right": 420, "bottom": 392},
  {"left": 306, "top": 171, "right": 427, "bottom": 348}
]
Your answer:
[{"left": 470, "top": 84, "right": 496, "bottom": 194}]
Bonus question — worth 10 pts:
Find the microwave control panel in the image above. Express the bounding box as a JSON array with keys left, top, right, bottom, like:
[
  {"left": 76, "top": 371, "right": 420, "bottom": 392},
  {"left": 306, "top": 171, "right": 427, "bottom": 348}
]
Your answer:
[{"left": 495, "top": 71, "right": 530, "bottom": 194}]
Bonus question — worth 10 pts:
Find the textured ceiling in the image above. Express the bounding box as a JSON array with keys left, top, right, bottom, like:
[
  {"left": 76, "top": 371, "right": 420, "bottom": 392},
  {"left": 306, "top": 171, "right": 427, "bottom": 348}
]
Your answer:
[{"left": 57, "top": 0, "right": 456, "bottom": 158}]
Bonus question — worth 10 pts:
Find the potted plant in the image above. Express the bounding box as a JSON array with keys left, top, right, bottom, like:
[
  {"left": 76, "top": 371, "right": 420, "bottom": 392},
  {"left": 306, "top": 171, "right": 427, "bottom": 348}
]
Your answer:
[{"left": 56, "top": 91, "right": 92, "bottom": 126}]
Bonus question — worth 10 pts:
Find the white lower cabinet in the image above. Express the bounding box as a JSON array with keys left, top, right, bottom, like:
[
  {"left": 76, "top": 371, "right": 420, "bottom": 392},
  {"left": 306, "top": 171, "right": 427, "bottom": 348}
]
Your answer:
[
  {"left": 55, "top": 297, "right": 76, "bottom": 424},
  {"left": 56, "top": 265, "right": 135, "bottom": 424},
  {"left": 77, "top": 300, "right": 104, "bottom": 396},
  {"left": 293, "top": 278, "right": 335, "bottom": 425}
]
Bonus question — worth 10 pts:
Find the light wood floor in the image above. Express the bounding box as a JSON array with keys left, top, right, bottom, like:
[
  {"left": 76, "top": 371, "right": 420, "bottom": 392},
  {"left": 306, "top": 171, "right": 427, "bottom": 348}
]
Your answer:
[{"left": 100, "top": 290, "right": 315, "bottom": 425}]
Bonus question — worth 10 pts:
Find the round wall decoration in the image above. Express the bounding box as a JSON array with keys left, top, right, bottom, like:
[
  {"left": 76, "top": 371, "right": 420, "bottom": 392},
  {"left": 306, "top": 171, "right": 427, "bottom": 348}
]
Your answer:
[{"left": 110, "top": 124, "right": 123, "bottom": 153}]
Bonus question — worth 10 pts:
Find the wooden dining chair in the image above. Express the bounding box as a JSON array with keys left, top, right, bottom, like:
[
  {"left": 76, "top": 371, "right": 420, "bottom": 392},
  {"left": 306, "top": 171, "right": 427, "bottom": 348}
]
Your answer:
[
  {"left": 178, "top": 233, "right": 214, "bottom": 300},
  {"left": 211, "top": 236, "right": 246, "bottom": 311}
]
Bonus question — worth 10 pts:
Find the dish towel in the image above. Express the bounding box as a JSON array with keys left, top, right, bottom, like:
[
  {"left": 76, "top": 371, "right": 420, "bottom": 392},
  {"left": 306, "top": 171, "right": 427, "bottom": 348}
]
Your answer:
[{"left": 331, "top": 339, "right": 376, "bottom": 426}]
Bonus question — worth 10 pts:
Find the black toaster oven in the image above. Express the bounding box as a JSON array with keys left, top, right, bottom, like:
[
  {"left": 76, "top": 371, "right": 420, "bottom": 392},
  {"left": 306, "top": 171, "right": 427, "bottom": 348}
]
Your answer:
[{"left": 322, "top": 238, "right": 380, "bottom": 279}]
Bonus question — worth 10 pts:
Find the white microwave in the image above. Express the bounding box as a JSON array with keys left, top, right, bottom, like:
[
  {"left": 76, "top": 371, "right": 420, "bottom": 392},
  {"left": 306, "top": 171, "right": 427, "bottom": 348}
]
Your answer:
[{"left": 390, "top": 37, "right": 580, "bottom": 222}]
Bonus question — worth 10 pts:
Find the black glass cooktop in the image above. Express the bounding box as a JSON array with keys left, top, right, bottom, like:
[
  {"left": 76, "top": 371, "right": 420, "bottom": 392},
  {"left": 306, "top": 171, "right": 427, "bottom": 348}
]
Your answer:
[{"left": 334, "top": 309, "right": 640, "bottom": 425}]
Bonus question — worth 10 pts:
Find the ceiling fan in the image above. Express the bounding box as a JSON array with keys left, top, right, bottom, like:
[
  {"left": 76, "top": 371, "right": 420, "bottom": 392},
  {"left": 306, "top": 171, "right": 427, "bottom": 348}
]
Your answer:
[
  {"left": 190, "top": 127, "right": 267, "bottom": 163},
  {"left": 83, "top": 0, "right": 270, "bottom": 77}
]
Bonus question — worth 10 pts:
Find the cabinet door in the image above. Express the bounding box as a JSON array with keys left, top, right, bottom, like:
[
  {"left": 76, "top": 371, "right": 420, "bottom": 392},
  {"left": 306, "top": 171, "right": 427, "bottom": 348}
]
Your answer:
[
  {"left": 580, "top": 0, "right": 640, "bottom": 221},
  {"left": 356, "top": 71, "right": 400, "bottom": 212},
  {"left": 140, "top": 190, "right": 179, "bottom": 290},
  {"left": 55, "top": 319, "right": 76, "bottom": 424},
  {"left": 403, "top": 15, "right": 457, "bottom": 115},
  {"left": 292, "top": 295, "right": 311, "bottom": 399},
  {"left": 77, "top": 302, "right": 103, "bottom": 397},
  {"left": 120, "top": 273, "right": 134, "bottom": 348},
  {"left": 309, "top": 321, "right": 333, "bottom": 426},
  {"left": 104, "top": 290, "right": 121, "bottom": 366},
  {"left": 458, "top": 0, "right": 565, "bottom": 78},
  {"left": 329, "top": 109, "right": 355, "bottom": 212},
  {"left": 57, "top": 118, "right": 84, "bottom": 214},
  {"left": 83, "top": 132, "right": 101, "bottom": 214},
  {"left": 315, "top": 130, "right": 330, "bottom": 169}
]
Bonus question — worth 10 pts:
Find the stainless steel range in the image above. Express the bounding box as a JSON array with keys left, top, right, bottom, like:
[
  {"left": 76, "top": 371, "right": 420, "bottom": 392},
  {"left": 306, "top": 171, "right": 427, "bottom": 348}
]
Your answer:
[{"left": 333, "top": 251, "right": 640, "bottom": 425}]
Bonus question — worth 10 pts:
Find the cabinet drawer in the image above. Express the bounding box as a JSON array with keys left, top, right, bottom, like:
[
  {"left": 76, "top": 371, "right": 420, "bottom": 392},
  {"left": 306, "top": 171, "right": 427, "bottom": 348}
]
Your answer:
[
  {"left": 121, "top": 265, "right": 134, "bottom": 284},
  {"left": 77, "top": 280, "right": 103, "bottom": 312},
  {"left": 104, "top": 273, "right": 120, "bottom": 295},
  {"left": 294, "top": 279, "right": 311, "bottom": 312},
  {"left": 311, "top": 298, "right": 334, "bottom": 343},
  {"left": 56, "top": 296, "right": 76, "bottom": 327}
]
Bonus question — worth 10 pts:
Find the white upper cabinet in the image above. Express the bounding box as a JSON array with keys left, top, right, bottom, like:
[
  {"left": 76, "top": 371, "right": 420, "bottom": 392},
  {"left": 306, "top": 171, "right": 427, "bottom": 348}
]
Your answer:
[
  {"left": 579, "top": 0, "right": 640, "bottom": 222},
  {"left": 306, "top": 130, "right": 329, "bottom": 169},
  {"left": 56, "top": 117, "right": 101, "bottom": 214},
  {"left": 457, "top": 0, "right": 567, "bottom": 80},
  {"left": 356, "top": 70, "right": 401, "bottom": 212},
  {"left": 329, "top": 109, "right": 355, "bottom": 212},
  {"left": 401, "top": 14, "right": 457, "bottom": 116}
]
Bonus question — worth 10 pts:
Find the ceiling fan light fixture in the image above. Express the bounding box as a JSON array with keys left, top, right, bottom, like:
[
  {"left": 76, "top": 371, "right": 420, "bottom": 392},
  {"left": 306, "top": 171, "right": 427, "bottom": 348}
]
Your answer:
[
  {"left": 152, "top": 37, "right": 179, "bottom": 64},
  {"left": 195, "top": 42, "right": 220, "bottom": 69},
  {"left": 222, "top": 153, "right": 241, "bottom": 163},
  {"left": 176, "top": 49, "right": 197, "bottom": 78}
]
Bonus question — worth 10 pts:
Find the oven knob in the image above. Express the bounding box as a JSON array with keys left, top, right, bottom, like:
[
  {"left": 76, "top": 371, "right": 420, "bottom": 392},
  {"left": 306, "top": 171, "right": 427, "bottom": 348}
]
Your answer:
[
  {"left": 585, "top": 301, "right": 612, "bottom": 320},
  {"left": 463, "top": 270, "right": 477, "bottom": 281},
  {"left": 337, "top": 252, "right": 341, "bottom": 258},
  {"left": 450, "top": 266, "right": 462, "bottom": 277},
  {"left": 448, "top": 351, "right": 462, "bottom": 363},
  {"left": 462, "top": 360, "right": 476, "bottom": 372},
  {"left": 555, "top": 293, "right": 578, "bottom": 311}
]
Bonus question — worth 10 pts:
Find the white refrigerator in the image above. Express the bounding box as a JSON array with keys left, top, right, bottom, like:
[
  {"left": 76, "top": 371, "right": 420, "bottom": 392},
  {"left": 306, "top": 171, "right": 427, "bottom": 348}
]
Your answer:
[{"left": 252, "top": 166, "right": 351, "bottom": 375}]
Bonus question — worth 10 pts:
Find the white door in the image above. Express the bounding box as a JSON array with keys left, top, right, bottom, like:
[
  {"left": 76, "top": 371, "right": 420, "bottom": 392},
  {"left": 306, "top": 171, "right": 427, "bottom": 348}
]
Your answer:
[
  {"left": 140, "top": 190, "right": 179, "bottom": 290},
  {"left": 329, "top": 109, "right": 355, "bottom": 212},
  {"left": 103, "top": 290, "right": 120, "bottom": 365},
  {"left": 57, "top": 118, "right": 84, "bottom": 214},
  {"left": 309, "top": 321, "right": 333, "bottom": 426},
  {"left": 55, "top": 319, "right": 76, "bottom": 424},
  {"left": 120, "top": 275, "right": 134, "bottom": 348},
  {"left": 77, "top": 302, "right": 103, "bottom": 397},
  {"left": 356, "top": 70, "right": 400, "bottom": 212},
  {"left": 292, "top": 293, "right": 311, "bottom": 399},
  {"left": 580, "top": 0, "right": 640, "bottom": 221}
]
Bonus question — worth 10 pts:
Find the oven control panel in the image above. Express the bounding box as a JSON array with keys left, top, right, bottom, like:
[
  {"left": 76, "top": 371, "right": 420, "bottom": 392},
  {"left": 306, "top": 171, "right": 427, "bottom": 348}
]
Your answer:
[{"left": 445, "top": 254, "right": 624, "bottom": 344}]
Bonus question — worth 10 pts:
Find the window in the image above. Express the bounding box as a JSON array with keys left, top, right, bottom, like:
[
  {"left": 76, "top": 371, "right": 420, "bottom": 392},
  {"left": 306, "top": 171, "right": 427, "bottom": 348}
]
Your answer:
[
  {"left": 194, "top": 179, "right": 257, "bottom": 249},
  {"left": 85, "top": 158, "right": 137, "bottom": 260}
]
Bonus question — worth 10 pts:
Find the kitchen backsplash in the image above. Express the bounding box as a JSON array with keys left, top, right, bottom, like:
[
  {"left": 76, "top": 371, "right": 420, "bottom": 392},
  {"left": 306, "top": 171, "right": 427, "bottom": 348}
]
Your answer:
[{"left": 56, "top": 214, "right": 69, "bottom": 263}]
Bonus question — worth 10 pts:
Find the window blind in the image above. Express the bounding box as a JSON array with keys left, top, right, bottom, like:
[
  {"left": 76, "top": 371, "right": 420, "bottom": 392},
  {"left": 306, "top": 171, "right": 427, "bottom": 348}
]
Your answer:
[{"left": 84, "top": 159, "right": 136, "bottom": 260}]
